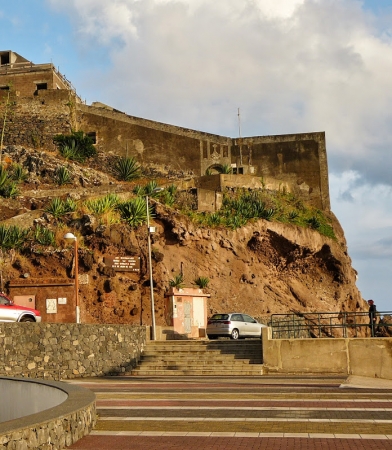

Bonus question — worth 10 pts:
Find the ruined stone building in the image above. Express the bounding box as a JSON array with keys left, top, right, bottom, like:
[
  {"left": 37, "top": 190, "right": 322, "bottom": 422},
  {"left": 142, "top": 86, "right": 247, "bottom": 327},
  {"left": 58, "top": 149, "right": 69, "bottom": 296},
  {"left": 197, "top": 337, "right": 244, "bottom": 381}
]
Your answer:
[{"left": 0, "top": 50, "right": 330, "bottom": 211}]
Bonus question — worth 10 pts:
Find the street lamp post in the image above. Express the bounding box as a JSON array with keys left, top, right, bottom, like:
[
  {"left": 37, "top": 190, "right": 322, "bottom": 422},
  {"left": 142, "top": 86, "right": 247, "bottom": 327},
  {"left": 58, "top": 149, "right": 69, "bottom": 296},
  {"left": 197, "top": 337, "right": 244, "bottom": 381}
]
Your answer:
[
  {"left": 146, "top": 188, "right": 163, "bottom": 341},
  {"left": 64, "top": 232, "right": 80, "bottom": 324}
]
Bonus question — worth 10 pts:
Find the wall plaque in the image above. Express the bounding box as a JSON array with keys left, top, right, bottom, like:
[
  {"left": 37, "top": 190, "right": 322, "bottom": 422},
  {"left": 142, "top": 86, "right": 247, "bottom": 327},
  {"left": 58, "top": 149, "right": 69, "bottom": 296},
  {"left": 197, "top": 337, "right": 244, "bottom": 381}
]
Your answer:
[{"left": 104, "top": 256, "right": 141, "bottom": 272}]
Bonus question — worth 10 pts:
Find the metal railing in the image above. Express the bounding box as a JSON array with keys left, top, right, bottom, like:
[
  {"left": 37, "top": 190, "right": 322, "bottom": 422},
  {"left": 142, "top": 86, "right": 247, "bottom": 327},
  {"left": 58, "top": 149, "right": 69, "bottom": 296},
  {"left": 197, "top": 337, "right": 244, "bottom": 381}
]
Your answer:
[{"left": 269, "top": 311, "right": 392, "bottom": 339}]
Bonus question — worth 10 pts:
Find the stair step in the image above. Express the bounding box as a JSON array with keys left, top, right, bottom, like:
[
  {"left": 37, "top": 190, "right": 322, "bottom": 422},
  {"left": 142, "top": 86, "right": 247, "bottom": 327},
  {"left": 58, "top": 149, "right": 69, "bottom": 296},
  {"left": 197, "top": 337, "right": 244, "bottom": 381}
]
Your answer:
[{"left": 132, "top": 340, "right": 264, "bottom": 377}]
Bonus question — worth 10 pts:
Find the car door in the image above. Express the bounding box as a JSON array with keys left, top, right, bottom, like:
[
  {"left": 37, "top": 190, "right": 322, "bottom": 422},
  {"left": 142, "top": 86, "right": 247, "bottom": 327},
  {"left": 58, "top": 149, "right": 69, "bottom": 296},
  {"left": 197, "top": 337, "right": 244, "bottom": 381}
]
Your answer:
[
  {"left": 241, "top": 314, "right": 260, "bottom": 336},
  {"left": 0, "top": 295, "right": 18, "bottom": 322},
  {"left": 230, "top": 314, "right": 244, "bottom": 335}
]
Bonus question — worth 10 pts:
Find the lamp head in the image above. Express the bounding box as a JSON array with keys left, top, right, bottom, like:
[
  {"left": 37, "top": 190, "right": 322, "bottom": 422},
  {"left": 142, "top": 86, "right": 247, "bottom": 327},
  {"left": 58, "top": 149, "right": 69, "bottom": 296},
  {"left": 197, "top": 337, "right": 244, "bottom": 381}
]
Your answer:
[{"left": 63, "top": 232, "right": 77, "bottom": 243}]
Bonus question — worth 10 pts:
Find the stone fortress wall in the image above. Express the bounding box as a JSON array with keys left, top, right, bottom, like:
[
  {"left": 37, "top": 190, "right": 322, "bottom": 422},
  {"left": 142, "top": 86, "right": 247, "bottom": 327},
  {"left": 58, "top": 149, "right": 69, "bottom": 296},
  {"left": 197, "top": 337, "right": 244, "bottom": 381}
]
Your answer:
[{"left": 0, "top": 50, "right": 330, "bottom": 210}]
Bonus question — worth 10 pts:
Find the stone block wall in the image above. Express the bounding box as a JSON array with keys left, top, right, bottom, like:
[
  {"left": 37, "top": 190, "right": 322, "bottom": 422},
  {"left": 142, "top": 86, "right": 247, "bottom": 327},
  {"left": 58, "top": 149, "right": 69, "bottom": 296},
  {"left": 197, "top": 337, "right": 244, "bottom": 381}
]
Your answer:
[
  {"left": 0, "top": 90, "right": 74, "bottom": 150},
  {"left": 0, "top": 323, "right": 146, "bottom": 379}
]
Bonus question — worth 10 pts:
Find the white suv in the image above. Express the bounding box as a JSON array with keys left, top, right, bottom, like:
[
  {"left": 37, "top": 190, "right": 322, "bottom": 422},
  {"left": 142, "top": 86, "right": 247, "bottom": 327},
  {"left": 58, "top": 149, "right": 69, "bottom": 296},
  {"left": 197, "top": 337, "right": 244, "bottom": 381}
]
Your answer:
[{"left": 0, "top": 293, "right": 41, "bottom": 322}]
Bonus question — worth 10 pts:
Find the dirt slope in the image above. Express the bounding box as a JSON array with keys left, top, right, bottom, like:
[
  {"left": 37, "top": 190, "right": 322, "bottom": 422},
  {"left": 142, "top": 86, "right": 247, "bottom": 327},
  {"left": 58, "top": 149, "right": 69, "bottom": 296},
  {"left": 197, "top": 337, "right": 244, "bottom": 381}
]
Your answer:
[{"left": 0, "top": 145, "right": 366, "bottom": 325}]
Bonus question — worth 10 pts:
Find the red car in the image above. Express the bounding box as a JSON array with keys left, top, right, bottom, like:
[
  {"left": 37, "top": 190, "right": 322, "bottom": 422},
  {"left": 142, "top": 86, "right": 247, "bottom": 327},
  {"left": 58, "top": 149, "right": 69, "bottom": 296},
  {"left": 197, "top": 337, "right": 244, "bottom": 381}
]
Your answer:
[{"left": 0, "top": 293, "right": 41, "bottom": 322}]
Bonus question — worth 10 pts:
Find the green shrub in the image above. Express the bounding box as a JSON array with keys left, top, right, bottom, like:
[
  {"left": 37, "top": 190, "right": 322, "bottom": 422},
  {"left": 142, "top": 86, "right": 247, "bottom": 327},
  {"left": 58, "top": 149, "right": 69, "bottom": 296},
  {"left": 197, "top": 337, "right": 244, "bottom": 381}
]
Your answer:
[
  {"left": 53, "top": 131, "right": 96, "bottom": 162},
  {"left": 113, "top": 157, "right": 140, "bottom": 181}
]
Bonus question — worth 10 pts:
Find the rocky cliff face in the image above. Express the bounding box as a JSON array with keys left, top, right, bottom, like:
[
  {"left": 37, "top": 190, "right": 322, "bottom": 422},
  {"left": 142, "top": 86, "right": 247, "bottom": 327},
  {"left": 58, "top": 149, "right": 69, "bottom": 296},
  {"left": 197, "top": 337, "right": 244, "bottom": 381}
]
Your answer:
[
  {"left": 0, "top": 145, "right": 366, "bottom": 326},
  {"left": 150, "top": 203, "right": 363, "bottom": 321}
]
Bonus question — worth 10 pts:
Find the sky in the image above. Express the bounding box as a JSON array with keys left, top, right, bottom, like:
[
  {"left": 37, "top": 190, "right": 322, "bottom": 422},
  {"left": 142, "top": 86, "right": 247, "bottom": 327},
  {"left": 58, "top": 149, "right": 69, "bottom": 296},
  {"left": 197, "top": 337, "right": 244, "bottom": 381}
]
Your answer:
[{"left": 1, "top": 0, "right": 391, "bottom": 311}]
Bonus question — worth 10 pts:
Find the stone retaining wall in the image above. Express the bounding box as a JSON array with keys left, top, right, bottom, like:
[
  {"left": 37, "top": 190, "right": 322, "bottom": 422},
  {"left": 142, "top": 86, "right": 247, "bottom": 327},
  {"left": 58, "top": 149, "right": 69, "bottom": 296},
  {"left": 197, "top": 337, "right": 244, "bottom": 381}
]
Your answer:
[{"left": 0, "top": 323, "right": 146, "bottom": 379}]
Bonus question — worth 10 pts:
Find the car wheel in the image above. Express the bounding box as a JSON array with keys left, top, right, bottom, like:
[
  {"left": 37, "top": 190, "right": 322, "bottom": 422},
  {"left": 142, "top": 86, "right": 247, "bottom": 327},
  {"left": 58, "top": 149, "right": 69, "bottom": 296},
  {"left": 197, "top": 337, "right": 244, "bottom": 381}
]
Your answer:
[
  {"left": 208, "top": 335, "right": 217, "bottom": 340},
  {"left": 19, "top": 317, "right": 35, "bottom": 323},
  {"left": 231, "top": 329, "right": 239, "bottom": 340}
]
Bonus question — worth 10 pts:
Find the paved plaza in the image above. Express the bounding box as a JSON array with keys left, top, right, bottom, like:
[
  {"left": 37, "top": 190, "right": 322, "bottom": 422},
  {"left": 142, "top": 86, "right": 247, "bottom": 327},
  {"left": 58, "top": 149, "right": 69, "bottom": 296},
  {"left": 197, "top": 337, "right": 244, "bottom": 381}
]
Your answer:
[{"left": 68, "top": 375, "right": 392, "bottom": 449}]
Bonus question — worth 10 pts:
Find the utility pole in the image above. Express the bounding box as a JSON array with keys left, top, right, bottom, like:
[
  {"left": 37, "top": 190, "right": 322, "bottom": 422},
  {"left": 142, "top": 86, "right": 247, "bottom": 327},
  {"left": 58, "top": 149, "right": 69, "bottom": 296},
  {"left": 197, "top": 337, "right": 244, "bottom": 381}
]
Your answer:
[{"left": 0, "top": 89, "right": 11, "bottom": 166}]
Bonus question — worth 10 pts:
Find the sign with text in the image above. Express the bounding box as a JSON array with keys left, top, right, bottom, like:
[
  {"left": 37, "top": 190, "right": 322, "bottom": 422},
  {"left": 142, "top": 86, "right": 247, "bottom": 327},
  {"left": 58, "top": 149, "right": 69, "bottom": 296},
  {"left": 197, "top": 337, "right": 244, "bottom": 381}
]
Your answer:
[{"left": 104, "top": 256, "right": 141, "bottom": 272}]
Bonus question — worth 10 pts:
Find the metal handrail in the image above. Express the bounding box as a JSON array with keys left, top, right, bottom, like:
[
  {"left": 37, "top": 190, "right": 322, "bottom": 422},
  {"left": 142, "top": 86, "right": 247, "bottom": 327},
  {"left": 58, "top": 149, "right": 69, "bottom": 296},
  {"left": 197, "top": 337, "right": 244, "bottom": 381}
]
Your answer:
[{"left": 269, "top": 311, "right": 392, "bottom": 339}]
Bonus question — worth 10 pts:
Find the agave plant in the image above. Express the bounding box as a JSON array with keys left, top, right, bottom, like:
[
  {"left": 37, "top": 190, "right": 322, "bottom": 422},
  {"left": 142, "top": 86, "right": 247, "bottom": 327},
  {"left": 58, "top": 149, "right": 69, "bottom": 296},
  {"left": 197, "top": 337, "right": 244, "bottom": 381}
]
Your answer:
[
  {"left": 10, "top": 164, "right": 28, "bottom": 182},
  {"left": 116, "top": 197, "right": 148, "bottom": 227},
  {"left": 225, "top": 215, "right": 246, "bottom": 230},
  {"left": 307, "top": 216, "right": 321, "bottom": 229},
  {"left": 0, "top": 181, "right": 19, "bottom": 198},
  {"left": 288, "top": 211, "right": 299, "bottom": 220},
  {"left": 54, "top": 166, "right": 71, "bottom": 186},
  {"left": 144, "top": 180, "right": 159, "bottom": 197},
  {"left": 63, "top": 198, "right": 77, "bottom": 213},
  {"left": 0, "top": 224, "right": 28, "bottom": 249},
  {"left": 113, "top": 156, "right": 140, "bottom": 181},
  {"left": 60, "top": 143, "right": 79, "bottom": 161},
  {"left": 193, "top": 276, "right": 210, "bottom": 289},
  {"left": 0, "top": 165, "right": 8, "bottom": 189},
  {"left": 218, "top": 164, "right": 233, "bottom": 174},
  {"left": 167, "top": 184, "right": 177, "bottom": 196},
  {"left": 261, "top": 208, "right": 275, "bottom": 221},
  {"left": 85, "top": 193, "right": 119, "bottom": 214},
  {"left": 159, "top": 190, "right": 175, "bottom": 207},
  {"left": 169, "top": 273, "right": 185, "bottom": 289},
  {"left": 132, "top": 184, "right": 145, "bottom": 196},
  {"left": 34, "top": 225, "right": 55, "bottom": 246},
  {"left": 207, "top": 213, "right": 222, "bottom": 227},
  {"left": 45, "top": 198, "right": 65, "bottom": 218}
]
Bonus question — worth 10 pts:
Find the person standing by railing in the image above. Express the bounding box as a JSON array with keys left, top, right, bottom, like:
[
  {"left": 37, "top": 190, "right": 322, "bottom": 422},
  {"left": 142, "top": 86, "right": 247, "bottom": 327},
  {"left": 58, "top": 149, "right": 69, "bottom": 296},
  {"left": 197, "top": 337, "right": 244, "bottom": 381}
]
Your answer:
[{"left": 368, "top": 299, "right": 377, "bottom": 337}]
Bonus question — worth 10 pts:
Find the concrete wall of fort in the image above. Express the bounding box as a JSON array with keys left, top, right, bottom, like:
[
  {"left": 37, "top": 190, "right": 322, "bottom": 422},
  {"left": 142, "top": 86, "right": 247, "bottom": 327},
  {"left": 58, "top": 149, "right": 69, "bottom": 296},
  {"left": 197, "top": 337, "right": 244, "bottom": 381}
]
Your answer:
[
  {"left": 0, "top": 90, "right": 330, "bottom": 210},
  {"left": 0, "top": 323, "right": 146, "bottom": 379}
]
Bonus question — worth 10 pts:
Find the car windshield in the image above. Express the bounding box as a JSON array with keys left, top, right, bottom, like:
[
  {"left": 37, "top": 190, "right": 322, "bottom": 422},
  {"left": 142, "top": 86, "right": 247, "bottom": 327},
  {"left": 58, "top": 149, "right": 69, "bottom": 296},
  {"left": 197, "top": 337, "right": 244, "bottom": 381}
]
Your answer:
[{"left": 210, "top": 314, "right": 229, "bottom": 320}]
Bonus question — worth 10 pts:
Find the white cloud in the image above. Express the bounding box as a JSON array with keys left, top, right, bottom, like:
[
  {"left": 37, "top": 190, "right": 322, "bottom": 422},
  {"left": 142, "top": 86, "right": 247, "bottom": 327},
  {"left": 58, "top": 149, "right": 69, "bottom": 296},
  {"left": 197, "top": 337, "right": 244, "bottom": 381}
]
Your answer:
[{"left": 45, "top": 0, "right": 392, "bottom": 306}]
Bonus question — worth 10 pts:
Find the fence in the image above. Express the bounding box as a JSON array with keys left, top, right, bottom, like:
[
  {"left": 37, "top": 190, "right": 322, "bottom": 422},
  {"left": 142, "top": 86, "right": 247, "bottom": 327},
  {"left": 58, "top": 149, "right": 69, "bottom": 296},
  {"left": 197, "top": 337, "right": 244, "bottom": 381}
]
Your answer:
[{"left": 269, "top": 311, "right": 392, "bottom": 339}]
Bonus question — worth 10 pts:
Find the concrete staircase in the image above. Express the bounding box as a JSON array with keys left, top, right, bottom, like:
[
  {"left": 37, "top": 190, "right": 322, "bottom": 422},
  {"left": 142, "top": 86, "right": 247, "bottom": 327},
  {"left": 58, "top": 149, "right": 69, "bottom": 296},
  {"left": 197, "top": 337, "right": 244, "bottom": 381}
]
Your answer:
[{"left": 129, "top": 339, "right": 264, "bottom": 376}]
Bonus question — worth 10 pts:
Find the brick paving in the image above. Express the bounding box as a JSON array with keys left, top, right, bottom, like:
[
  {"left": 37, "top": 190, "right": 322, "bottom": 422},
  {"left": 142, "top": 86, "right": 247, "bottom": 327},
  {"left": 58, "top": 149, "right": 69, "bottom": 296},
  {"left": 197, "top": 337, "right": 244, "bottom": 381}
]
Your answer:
[{"left": 68, "top": 376, "right": 392, "bottom": 449}]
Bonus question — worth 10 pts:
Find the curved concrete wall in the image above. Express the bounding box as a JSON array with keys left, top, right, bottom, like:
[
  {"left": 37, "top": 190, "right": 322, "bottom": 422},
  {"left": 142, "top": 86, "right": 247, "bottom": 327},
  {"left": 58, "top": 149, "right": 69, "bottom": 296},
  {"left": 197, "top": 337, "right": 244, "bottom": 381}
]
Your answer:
[
  {"left": 0, "top": 378, "right": 67, "bottom": 422},
  {"left": 0, "top": 377, "right": 96, "bottom": 449}
]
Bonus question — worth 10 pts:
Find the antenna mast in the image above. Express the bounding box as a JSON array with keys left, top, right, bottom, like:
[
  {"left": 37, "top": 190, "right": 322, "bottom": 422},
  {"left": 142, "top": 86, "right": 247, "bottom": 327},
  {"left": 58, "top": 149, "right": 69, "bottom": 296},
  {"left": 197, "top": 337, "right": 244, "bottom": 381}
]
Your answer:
[{"left": 238, "top": 107, "right": 241, "bottom": 138}]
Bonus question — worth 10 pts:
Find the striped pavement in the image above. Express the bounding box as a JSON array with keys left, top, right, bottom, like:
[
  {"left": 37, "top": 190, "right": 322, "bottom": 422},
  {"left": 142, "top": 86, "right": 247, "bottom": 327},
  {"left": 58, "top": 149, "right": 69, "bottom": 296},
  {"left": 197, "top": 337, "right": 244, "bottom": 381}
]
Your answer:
[{"left": 67, "top": 375, "right": 392, "bottom": 449}]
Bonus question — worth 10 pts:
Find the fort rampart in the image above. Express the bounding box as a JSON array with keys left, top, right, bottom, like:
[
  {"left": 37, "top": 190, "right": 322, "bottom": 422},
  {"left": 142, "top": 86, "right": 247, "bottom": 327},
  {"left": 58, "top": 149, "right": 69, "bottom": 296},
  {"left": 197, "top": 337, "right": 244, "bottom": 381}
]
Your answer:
[{"left": 1, "top": 88, "right": 330, "bottom": 210}]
